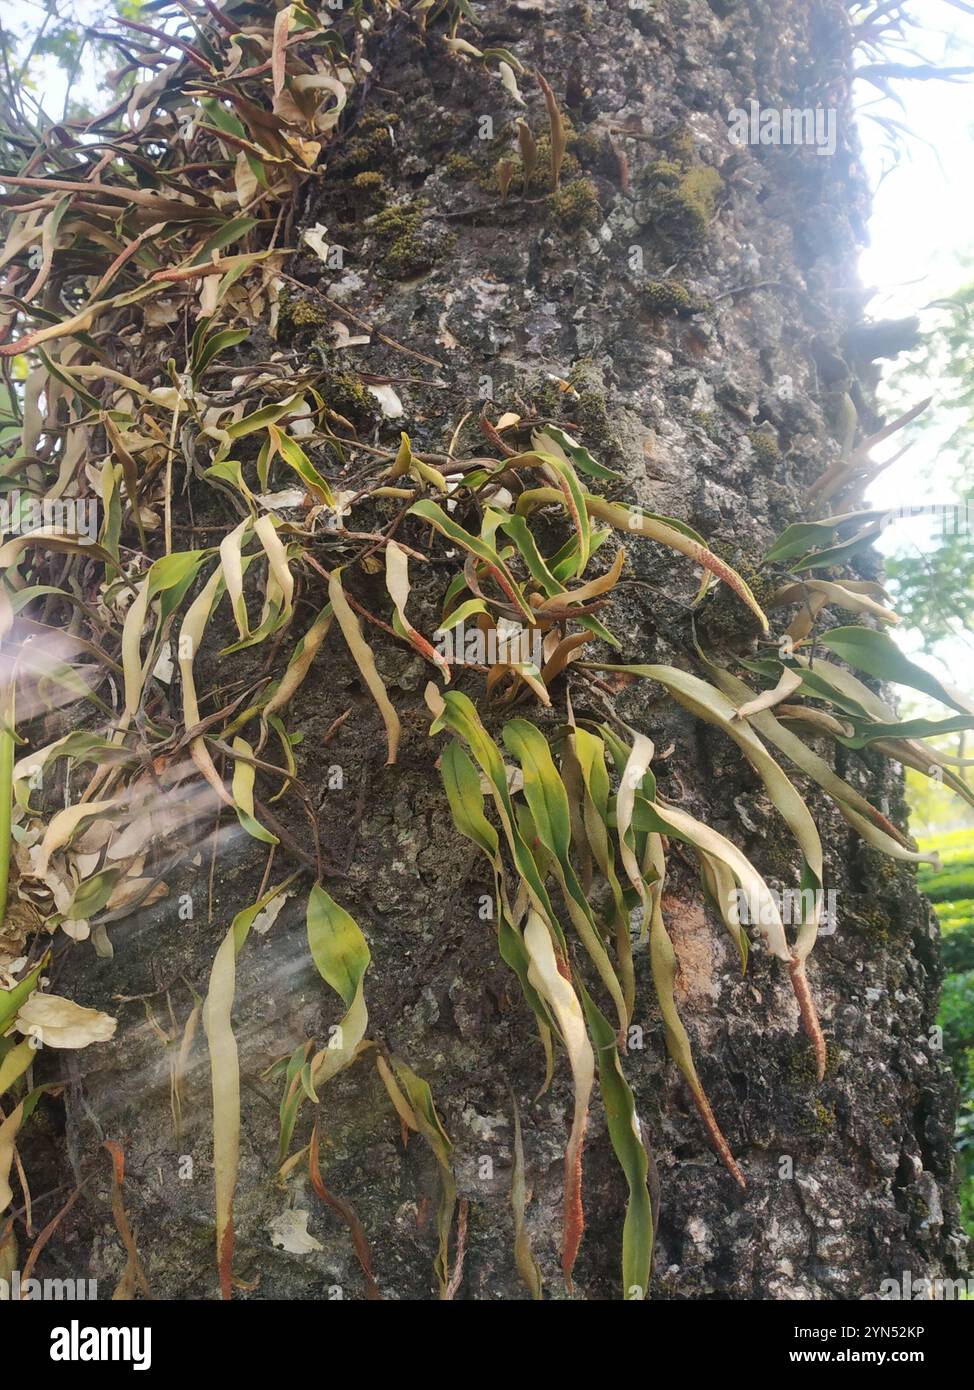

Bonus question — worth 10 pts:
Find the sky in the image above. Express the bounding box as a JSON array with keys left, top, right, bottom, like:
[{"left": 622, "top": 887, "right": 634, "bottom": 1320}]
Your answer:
[
  {"left": 855, "top": 0, "right": 974, "bottom": 640},
  {"left": 858, "top": 1, "right": 974, "bottom": 323},
  {"left": 0, "top": 0, "right": 109, "bottom": 123}
]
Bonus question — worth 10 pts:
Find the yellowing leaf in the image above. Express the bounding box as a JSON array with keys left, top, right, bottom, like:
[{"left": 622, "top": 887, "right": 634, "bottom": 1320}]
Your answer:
[
  {"left": 0, "top": 1039, "right": 34, "bottom": 1094},
  {"left": 733, "top": 666, "right": 802, "bottom": 720},
  {"left": 35, "top": 799, "right": 120, "bottom": 878},
  {"left": 0, "top": 1100, "right": 25, "bottom": 1213},
  {"left": 524, "top": 911, "right": 593, "bottom": 1289},
  {"left": 219, "top": 518, "right": 252, "bottom": 640},
  {"left": 600, "top": 663, "right": 822, "bottom": 958},
  {"left": 307, "top": 883, "right": 370, "bottom": 1007},
  {"left": 178, "top": 564, "right": 232, "bottom": 805},
  {"left": 202, "top": 879, "right": 296, "bottom": 1299},
  {"left": 498, "top": 60, "right": 526, "bottom": 107},
  {"left": 517, "top": 486, "right": 769, "bottom": 630},
  {"left": 511, "top": 1096, "right": 542, "bottom": 1299},
  {"left": 230, "top": 737, "right": 278, "bottom": 844},
  {"left": 385, "top": 540, "right": 450, "bottom": 679},
  {"left": 328, "top": 569, "right": 401, "bottom": 764},
  {"left": 263, "top": 603, "right": 333, "bottom": 721},
  {"left": 616, "top": 736, "right": 746, "bottom": 1186},
  {"left": 254, "top": 514, "right": 294, "bottom": 616}
]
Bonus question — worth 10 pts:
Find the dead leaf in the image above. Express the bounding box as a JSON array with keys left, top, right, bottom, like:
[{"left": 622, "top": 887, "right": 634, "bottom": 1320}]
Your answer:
[{"left": 15, "top": 994, "right": 117, "bottom": 1048}]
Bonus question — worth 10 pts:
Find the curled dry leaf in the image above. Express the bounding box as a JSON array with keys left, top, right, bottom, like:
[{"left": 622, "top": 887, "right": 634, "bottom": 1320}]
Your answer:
[
  {"left": 15, "top": 994, "right": 117, "bottom": 1049},
  {"left": 385, "top": 540, "right": 451, "bottom": 680}
]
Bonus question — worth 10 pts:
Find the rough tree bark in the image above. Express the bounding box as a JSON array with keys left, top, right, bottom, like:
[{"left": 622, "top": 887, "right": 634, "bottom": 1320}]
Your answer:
[{"left": 24, "top": 0, "right": 965, "bottom": 1300}]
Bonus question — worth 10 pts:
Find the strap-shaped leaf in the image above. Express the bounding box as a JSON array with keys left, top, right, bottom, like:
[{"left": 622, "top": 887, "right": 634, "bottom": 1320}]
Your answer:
[
  {"left": 511, "top": 1097, "right": 543, "bottom": 1299},
  {"left": 230, "top": 736, "right": 278, "bottom": 844},
  {"left": 517, "top": 487, "right": 769, "bottom": 631},
  {"left": 762, "top": 509, "right": 892, "bottom": 566},
  {"left": 578, "top": 981, "right": 654, "bottom": 1300},
  {"left": 615, "top": 737, "right": 747, "bottom": 1186},
  {"left": 604, "top": 663, "right": 831, "bottom": 1073},
  {"left": 223, "top": 392, "right": 305, "bottom": 439},
  {"left": 494, "top": 511, "right": 565, "bottom": 597},
  {"left": 646, "top": 827, "right": 747, "bottom": 1188},
  {"left": 821, "top": 625, "right": 974, "bottom": 717},
  {"left": 503, "top": 718, "right": 629, "bottom": 1031},
  {"left": 524, "top": 910, "right": 594, "bottom": 1290},
  {"left": 570, "top": 725, "right": 635, "bottom": 1015},
  {"left": 386, "top": 540, "right": 451, "bottom": 679},
  {"left": 379, "top": 1057, "right": 456, "bottom": 1299},
  {"left": 408, "top": 500, "right": 536, "bottom": 623},
  {"left": 597, "top": 662, "right": 824, "bottom": 952},
  {"left": 869, "top": 736, "right": 974, "bottom": 810},
  {"left": 440, "top": 739, "right": 556, "bottom": 1056},
  {"left": 263, "top": 603, "right": 333, "bottom": 721},
  {"left": 771, "top": 578, "right": 899, "bottom": 634},
  {"left": 441, "top": 738, "right": 499, "bottom": 860},
  {"left": 710, "top": 664, "right": 928, "bottom": 854},
  {"left": 178, "top": 561, "right": 232, "bottom": 805},
  {"left": 426, "top": 686, "right": 565, "bottom": 949},
  {"left": 530, "top": 450, "right": 592, "bottom": 575},
  {"left": 307, "top": 885, "right": 371, "bottom": 1089},
  {"left": 532, "top": 424, "right": 623, "bottom": 481},
  {"left": 203, "top": 880, "right": 297, "bottom": 1298},
  {"left": 265, "top": 422, "right": 337, "bottom": 506},
  {"left": 0, "top": 1098, "right": 25, "bottom": 1214},
  {"left": 329, "top": 568, "right": 401, "bottom": 764}
]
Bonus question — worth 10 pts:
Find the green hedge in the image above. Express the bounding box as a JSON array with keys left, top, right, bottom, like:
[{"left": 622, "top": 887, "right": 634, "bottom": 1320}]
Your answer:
[{"left": 919, "top": 865, "right": 974, "bottom": 903}]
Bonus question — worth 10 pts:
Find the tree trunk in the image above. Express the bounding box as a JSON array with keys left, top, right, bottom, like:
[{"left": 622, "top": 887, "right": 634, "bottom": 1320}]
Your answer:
[{"left": 22, "top": 0, "right": 964, "bottom": 1300}]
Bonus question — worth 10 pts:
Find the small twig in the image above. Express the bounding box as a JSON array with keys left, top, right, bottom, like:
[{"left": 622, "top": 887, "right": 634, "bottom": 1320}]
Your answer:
[
  {"left": 322, "top": 708, "right": 352, "bottom": 746},
  {"left": 279, "top": 271, "right": 444, "bottom": 369},
  {"left": 711, "top": 280, "right": 805, "bottom": 303}
]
